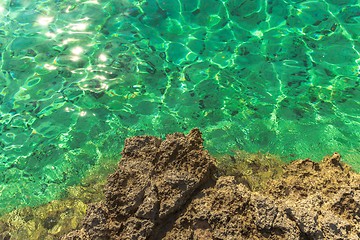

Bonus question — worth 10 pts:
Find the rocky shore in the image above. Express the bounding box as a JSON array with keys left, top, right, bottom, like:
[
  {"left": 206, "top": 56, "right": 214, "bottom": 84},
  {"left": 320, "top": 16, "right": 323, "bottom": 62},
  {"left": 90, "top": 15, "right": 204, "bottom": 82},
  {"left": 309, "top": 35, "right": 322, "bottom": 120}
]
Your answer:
[{"left": 63, "top": 129, "right": 360, "bottom": 239}]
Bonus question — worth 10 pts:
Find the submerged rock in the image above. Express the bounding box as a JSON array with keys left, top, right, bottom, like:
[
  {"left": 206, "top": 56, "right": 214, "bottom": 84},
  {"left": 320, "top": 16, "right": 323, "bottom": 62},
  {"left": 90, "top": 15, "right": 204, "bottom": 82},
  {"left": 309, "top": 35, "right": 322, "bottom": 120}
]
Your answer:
[{"left": 63, "top": 129, "right": 360, "bottom": 239}]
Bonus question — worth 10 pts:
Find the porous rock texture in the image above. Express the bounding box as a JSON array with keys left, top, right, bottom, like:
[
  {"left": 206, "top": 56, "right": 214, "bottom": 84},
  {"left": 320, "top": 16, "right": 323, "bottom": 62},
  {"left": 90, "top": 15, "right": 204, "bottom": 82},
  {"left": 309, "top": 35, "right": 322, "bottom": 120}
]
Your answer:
[{"left": 63, "top": 129, "right": 360, "bottom": 240}]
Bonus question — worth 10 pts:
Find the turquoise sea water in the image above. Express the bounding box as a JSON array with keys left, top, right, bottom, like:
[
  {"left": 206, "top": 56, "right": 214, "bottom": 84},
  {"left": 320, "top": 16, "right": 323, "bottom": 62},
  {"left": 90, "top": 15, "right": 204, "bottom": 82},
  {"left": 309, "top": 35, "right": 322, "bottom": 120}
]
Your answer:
[{"left": 0, "top": 0, "right": 359, "bottom": 213}]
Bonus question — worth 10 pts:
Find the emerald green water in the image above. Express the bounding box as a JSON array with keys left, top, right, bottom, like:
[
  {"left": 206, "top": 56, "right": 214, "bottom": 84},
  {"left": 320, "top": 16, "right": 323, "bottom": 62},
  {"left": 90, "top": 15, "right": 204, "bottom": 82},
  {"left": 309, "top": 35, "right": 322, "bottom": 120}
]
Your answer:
[{"left": 0, "top": 0, "right": 359, "bottom": 213}]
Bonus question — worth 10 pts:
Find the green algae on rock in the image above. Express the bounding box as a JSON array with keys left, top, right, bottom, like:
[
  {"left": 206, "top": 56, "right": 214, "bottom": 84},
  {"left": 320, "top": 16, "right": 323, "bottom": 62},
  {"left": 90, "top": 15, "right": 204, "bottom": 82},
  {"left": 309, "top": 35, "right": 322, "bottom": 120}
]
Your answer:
[
  {"left": 217, "top": 150, "right": 285, "bottom": 191},
  {"left": 0, "top": 158, "right": 116, "bottom": 240}
]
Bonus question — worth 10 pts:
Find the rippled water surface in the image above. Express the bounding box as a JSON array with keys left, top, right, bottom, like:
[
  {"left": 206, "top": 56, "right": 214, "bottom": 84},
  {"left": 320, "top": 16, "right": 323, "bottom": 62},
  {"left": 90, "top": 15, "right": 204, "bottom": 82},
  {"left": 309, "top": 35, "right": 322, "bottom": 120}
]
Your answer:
[{"left": 0, "top": 0, "right": 359, "bottom": 213}]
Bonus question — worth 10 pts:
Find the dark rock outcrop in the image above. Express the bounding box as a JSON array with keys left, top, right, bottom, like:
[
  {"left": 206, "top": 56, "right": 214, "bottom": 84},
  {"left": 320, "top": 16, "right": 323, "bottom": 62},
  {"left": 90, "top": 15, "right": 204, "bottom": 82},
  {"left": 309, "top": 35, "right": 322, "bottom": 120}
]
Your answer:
[
  {"left": 63, "top": 128, "right": 216, "bottom": 239},
  {"left": 164, "top": 153, "right": 360, "bottom": 239},
  {"left": 63, "top": 129, "right": 360, "bottom": 240}
]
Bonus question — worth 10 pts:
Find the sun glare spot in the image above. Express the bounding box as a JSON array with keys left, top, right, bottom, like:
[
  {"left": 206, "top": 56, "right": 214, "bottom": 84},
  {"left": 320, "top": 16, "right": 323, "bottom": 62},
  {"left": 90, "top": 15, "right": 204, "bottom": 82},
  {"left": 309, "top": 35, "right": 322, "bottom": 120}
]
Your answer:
[
  {"left": 84, "top": 0, "right": 100, "bottom": 4},
  {"left": 62, "top": 38, "right": 78, "bottom": 45},
  {"left": 68, "top": 23, "right": 88, "bottom": 31},
  {"left": 44, "top": 64, "right": 57, "bottom": 70},
  {"left": 45, "top": 32, "right": 56, "bottom": 38},
  {"left": 252, "top": 30, "right": 263, "bottom": 38},
  {"left": 37, "top": 16, "right": 54, "bottom": 26},
  {"left": 70, "top": 56, "right": 80, "bottom": 62},
  {"left": 71, "top": 46, "right": 84, "bottom": 55},
  {"left": 99, "top": 53, "right": 107, "bottom": 62},
  {"left": 101, "top": 83, "right": 109, "bottom": 90},
  {"left": 94, "top": 75, "right": 107, "bottom": 80}
]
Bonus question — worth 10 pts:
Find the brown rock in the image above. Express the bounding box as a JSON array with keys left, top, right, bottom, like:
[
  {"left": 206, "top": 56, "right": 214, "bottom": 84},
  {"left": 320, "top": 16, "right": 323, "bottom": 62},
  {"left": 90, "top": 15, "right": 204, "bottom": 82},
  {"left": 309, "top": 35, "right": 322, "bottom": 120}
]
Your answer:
[
  {"left": 63, "top": 128, "right": 216, "bottom": 240},
  {"left": 63, "top": 130, "right": 360, "bottom": 240}
]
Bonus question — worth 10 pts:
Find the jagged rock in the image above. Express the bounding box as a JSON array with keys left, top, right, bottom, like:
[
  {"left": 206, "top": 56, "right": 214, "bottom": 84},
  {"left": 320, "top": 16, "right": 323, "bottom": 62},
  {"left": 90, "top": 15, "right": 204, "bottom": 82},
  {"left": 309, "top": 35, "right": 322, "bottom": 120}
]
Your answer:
[
  {"left": 63, "top": 128, "right": 216, "bottom": 239},
  {"left": 63, "top": 130, "right": 360, "bottom": 240}
]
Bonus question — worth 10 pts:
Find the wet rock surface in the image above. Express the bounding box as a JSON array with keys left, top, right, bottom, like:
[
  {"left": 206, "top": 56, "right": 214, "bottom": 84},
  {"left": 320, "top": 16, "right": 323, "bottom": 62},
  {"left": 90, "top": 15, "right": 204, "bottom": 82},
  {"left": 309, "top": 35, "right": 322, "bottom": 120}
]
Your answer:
[{"left": 63, "top": 129, "right": 360, "bottom": 240}]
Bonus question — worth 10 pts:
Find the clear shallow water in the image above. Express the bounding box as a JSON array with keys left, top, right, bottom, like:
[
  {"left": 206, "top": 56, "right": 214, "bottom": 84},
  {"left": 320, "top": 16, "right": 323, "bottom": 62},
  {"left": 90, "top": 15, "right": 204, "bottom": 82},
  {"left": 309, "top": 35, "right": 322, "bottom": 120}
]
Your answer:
[{"left": 0, "top": 0, "right": 359, "bottom": 213}]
